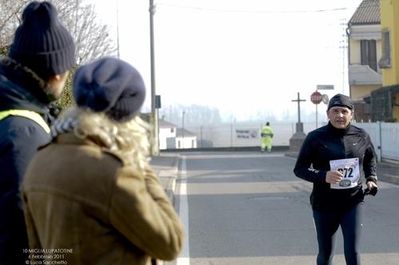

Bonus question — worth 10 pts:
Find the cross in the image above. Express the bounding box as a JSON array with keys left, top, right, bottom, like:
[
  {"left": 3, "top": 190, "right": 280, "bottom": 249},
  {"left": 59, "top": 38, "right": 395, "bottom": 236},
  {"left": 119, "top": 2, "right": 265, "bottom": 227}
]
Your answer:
[{"left": 291, "top": 92, "right": 306, "bottom": 124}]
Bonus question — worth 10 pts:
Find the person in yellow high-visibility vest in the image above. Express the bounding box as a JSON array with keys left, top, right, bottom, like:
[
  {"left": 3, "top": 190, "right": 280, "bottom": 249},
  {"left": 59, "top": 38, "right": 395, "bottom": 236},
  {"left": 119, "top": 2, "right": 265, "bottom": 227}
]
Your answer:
[
  {"left": 260, "top": 122, "right": 274, "bottom": 153},
  {"left": 0, "top": 2, "right": 75, "bottom": 264}
]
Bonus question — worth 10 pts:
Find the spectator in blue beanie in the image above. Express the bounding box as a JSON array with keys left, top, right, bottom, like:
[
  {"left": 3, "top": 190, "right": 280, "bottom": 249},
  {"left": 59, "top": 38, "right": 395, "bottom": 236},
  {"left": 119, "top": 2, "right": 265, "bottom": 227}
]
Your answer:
[
  {"left": 0, "top": 1, "right": 75, "bottom": 264},
  {"left": 22, "top": 57, "right": 184, "bottom": 265}
]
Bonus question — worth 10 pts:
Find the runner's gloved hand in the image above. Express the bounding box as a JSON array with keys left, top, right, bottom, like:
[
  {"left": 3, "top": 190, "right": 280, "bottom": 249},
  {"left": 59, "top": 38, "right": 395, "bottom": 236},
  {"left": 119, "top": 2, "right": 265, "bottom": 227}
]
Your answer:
[{"left": 364, "top": 186, "right": 378, "bottom": 196}]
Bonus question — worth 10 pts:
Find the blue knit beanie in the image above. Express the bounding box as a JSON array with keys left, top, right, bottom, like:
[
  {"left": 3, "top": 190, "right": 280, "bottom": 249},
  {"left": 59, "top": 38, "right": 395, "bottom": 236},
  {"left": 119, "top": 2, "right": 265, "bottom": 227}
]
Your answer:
[
  {"left": 8, "top": 1, "right": 76, "bottom": 79},
  {"left": 73, "top": 57, "right": 146, "bottom": 122}
]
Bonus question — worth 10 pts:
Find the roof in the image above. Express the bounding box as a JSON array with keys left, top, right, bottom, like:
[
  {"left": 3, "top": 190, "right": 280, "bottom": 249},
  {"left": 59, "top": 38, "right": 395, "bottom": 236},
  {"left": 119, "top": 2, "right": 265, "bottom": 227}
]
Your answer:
[
  {"left": 176, "top": 128, "right": 196, "bottom": 138},
  {"left": 348, "top": 0, "right": 380, "bottom": 25},
  {"left": 158, "top": 119, "right": 177, "bottom": 128},
  {"left": 348, "top": 65, "right": 382, "bottom": 85}
]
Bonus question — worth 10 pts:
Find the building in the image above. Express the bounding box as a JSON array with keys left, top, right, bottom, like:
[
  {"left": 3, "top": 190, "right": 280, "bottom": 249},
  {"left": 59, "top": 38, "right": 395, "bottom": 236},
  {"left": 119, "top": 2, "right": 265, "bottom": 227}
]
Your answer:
[
  {"left": 158, "top": 119, "right": 197, "bottom": 150},
  {"left": 176, "top": 128, "right": 197, "bottom": 149},
  {"left": 347, "top": 0, "right": 399, "bottom": 122},
  {"left": 372, "top": 0, "right": 399, "bottom": 122},
  {"left": 347, "top": 0, "right": 382, "bottom": 121}
]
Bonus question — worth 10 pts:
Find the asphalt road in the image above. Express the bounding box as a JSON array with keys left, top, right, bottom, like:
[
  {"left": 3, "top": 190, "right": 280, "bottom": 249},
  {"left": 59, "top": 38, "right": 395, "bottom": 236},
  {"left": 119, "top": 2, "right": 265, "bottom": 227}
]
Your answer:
[{"left": 169, "top": 151, "right": 399, "bottom": 265}]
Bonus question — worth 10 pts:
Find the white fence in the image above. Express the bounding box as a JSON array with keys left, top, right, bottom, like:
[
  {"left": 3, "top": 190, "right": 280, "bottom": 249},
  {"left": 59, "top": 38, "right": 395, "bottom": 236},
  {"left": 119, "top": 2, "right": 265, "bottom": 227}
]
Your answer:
[
  {"left": 185, "top": 121, "right": 399, "bottom": 162},
  {"left": 355, "top": 122, "right": 399, "bottom": 162}
]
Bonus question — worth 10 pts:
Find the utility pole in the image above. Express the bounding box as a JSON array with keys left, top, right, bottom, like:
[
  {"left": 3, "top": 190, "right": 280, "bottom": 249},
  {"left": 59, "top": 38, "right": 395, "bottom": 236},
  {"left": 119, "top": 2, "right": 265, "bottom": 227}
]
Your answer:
[
  {"left": 182, "top": 111, "right": 185, "bottom": 149},
  {"left": 116, "top": 0, "right": 120, "bottom": 58},
  {"left": 149, "top": 0, "right": 159, "bottom": 155}
]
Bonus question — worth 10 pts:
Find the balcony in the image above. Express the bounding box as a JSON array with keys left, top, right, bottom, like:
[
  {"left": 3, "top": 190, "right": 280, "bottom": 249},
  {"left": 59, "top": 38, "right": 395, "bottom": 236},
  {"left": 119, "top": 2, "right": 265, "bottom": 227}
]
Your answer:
[{"left": 348, "top": 64, "right": 382, "bottom": 85}]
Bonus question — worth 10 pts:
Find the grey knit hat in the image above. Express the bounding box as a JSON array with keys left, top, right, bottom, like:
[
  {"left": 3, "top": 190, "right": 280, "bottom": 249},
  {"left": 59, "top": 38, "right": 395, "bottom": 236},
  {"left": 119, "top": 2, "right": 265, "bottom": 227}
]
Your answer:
[
  {"left": 73, "top": 57, "right": 146, "bottom": 122},
  {"left": 8, "top": 1, "right": 75, "bottom": 79},
  {"left": 328, "top": 94, "right": 354, "bottom": 110}
]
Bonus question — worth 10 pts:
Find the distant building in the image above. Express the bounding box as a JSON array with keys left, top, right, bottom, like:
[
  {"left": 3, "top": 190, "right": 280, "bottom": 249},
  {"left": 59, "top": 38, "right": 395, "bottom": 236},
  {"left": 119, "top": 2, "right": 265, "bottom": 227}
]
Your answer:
[
  {"left": 158, "top": 119, "right": 197, "bottom": 150},
  {"left": 176, "top": 128, "right": 197, "bottom": 149},
  {"left": 158, "top": 119, "right": 176, "bottom": 150}
]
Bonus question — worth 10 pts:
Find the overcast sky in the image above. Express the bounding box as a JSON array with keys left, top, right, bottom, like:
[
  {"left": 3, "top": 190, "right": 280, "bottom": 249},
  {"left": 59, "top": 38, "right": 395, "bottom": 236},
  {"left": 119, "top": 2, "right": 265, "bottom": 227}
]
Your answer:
[{"left": 91, "top": 0, "right": 363, "bottom": 122}]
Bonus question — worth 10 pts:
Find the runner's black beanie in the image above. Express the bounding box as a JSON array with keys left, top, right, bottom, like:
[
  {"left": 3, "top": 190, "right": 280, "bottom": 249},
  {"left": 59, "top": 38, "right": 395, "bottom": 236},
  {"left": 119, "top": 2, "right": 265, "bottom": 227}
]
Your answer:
[{"left": 328, "top": 94, "right": 354, "bottom": 110}]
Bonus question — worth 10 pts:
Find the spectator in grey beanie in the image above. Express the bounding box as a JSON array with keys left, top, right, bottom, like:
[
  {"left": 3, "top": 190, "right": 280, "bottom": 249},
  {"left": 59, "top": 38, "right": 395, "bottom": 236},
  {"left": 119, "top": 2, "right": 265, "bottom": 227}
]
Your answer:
[
  {"left": 22, "top": 57, "right": 185, "bottom": 265},
  {"left": 0, "top": 1, "right": 75, "bottom": 264}
]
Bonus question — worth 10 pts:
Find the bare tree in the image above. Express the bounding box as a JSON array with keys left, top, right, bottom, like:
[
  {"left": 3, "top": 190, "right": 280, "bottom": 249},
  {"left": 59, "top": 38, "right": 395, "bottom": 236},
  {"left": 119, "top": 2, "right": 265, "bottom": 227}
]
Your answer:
[
  {"left": 52, "top": 0, "right": 117, "bottom": 64},
  {"left": 0, "top": 0, "right": 117, "bottom": 108},
  {"left": 0, "top": 0, "right": 117, "bottom": 64},
  {"left": 0, "top": 0, "right": 29, "bottom": 50}
]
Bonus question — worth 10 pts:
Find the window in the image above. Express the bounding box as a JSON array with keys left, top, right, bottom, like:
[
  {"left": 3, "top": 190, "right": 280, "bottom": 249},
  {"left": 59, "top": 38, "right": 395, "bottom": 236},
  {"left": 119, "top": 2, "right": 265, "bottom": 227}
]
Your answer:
[
  {"left": 379, "top": 30, "right": 391, "bottom": 68},
  {"left": 360, "top": 39, "right": 377, "bottom": 71}
]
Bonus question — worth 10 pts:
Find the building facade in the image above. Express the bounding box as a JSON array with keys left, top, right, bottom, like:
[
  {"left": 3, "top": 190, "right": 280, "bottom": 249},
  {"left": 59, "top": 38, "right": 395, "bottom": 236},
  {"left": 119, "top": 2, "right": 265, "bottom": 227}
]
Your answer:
[
  {"left": 347, "top": 0, "right": 382, "bottom": 121},
  {"left": 158, "top": 119, "right": 197, "bottom": 150},
  {"left": 347, "top": 0, "right": 399, "bottom": 122},
  {"left": 374, "top": 0, "right": 399, "bottom": 121}
]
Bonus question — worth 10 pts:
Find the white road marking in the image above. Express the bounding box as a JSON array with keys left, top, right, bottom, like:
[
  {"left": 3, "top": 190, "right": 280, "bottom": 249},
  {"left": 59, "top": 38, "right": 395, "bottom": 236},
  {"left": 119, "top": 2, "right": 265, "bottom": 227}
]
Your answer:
[{"left": 176, "top": 156, "right": 190, "bottom": 265}]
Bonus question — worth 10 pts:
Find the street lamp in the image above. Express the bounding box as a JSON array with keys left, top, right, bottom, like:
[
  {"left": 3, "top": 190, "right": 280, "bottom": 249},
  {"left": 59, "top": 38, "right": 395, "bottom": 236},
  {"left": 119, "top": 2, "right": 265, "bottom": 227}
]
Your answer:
[{"left": 116, "top": 0, "right": 120, "bottom": 58}]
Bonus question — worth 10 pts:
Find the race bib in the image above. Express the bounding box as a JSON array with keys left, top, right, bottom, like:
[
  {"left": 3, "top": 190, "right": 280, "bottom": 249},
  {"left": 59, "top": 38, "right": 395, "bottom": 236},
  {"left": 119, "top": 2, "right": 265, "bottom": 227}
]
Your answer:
[{"left": 329, "top": 158, "right": 360, "bottom": 189}]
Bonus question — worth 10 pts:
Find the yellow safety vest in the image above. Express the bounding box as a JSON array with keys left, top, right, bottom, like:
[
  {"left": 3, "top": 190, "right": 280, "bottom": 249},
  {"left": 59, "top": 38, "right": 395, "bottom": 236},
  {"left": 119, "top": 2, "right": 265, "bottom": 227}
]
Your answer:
[
  {"left": 0, "top": 109, "right": 50, "bottom": 133},
  {"left": 261, "top": 126, "right": 273, "bottom": 138}
]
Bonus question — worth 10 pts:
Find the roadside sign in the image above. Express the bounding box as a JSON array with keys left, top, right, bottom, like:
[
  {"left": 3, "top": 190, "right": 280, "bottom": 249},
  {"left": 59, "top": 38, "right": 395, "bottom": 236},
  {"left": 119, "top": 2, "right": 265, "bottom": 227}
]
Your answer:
[
  {"left": 311, "top": 91, "right": 323, "bottom": 104},
  {"left": 322, "top": 94, "right": 329, "bottom": 104},
  {"left": 317, "top": 85, "right": 334, "bottom": 90}
]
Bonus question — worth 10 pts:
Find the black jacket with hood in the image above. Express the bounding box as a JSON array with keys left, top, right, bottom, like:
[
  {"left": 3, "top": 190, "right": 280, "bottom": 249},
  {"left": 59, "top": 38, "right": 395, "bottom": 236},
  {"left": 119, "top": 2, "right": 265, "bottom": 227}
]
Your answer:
[
  {"left": 0, "top": 58, "right": 59, "bottom": 264},
  {"left": 293, "top": 122, "right": 378, "bottom": 212}
]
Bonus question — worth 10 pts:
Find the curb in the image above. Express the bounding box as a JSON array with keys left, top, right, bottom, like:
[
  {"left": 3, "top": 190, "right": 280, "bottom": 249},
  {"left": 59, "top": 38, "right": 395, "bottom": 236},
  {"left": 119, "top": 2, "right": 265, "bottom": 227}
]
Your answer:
[
  {"left": 157, "top": 155, "right": 180, "bottom": 205},
  {"left": 159, "top": 173, "right": 177, "bottom": 205},
  {"left": 377, "top": 161, "right": 399, "bottom": 185},
  {"left": 378, "top": 174, "right": 399, "bottom": 185}
]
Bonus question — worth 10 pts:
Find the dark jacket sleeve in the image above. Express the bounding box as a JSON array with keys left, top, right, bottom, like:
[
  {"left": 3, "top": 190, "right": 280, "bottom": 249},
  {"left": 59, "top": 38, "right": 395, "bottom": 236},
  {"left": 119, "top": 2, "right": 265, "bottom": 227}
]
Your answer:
[
  {"left": 0, "top": 117, "right": 50, "bottom": 261},
  {"left": 362, "top": 133, "right": 378, "bottom": 184},
  {"left": 293, "top": 133, "right": 327, "bottom": 184},
  {"left": 0, "top": 117, "right": 50, "bottom": 206}
]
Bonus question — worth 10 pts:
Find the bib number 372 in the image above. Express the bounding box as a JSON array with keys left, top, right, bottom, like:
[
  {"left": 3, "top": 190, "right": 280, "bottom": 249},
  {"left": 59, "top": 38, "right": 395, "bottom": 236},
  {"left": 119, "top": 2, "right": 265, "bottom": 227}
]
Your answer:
[{"left": 329, "top": 158, "right": 360, "bottom": 189}]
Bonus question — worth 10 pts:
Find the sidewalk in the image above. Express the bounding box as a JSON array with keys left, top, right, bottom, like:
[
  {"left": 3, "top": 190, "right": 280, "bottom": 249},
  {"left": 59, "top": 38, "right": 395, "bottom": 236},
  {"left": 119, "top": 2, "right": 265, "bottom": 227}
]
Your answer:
[
  {"left": 150, "top": 153, "right": 180, "bottom": 205},
  {"left": 151, "top": 153, "right": 399, "bottom": 204},
  {"left": 377, "top": 161, "right": 399, "bottom": 185}
]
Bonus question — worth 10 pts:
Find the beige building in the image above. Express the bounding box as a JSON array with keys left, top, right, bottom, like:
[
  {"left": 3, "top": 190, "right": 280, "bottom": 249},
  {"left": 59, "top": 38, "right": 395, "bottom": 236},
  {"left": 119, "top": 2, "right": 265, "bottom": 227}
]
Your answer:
[
  {"left": 347, "top": 0, "right": 399, "bottom": 122},
  {"left": 374, "top": 0, "right": 399, "bottom": 121},
  {"left": 347, "top": 0, "right": 382, "bottom": 121}
]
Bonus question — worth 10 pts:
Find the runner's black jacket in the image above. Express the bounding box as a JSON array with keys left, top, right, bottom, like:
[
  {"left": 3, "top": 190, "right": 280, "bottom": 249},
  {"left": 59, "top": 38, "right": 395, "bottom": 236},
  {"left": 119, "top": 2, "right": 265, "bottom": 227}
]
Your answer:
[{"left": 293, "top": 122, "right": 378, "bottom": 212}]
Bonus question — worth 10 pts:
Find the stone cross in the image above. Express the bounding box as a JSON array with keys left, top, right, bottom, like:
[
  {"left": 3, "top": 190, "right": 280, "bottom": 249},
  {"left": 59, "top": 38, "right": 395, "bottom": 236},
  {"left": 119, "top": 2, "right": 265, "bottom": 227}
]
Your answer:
[{"left": 291, "top": 92, "right": 306, "bottom": 133}]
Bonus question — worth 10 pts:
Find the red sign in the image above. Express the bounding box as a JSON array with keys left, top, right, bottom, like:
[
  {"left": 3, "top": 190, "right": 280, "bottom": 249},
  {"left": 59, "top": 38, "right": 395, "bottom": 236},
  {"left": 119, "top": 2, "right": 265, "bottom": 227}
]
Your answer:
[{"left": 311, "top": 91, "right": 323, "bottom": 104}]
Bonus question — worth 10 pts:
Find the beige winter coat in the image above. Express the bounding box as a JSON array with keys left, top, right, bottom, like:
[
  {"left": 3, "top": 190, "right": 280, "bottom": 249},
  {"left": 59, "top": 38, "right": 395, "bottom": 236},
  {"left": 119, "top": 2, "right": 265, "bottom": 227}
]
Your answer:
[{"left": 22, "top": 133, "right": 184, "bottom": 265}]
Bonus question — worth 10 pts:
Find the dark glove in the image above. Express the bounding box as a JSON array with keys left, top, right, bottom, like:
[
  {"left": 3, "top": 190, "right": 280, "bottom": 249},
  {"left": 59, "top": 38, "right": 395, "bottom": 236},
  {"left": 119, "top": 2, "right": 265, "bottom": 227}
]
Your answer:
[
  {"left": 364, "top": 186, "right": 378, "bottom": 196},
  {"left": 46, "top": 103, "right": 63, "bottom": 124}
]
